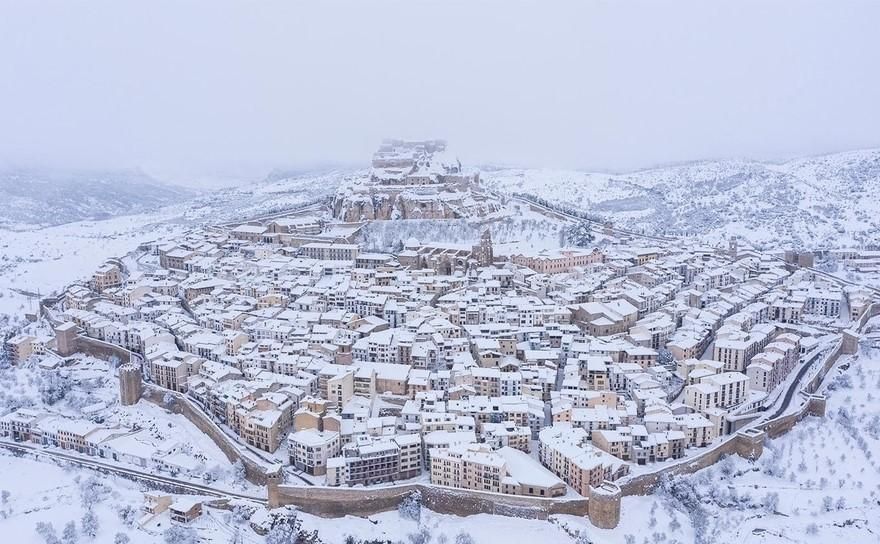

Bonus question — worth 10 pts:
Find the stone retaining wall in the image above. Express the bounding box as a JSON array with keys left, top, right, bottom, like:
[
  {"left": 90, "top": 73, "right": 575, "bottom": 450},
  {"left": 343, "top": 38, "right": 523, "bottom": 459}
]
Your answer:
[
  {"left": 75, "top": 336, "right": 140, "bottom": 364},
  {"left": 141, "top": 387, "right": 269, "bottom": 485},
  {"left": 274, "top": 483, "right": 587, "bottom": 519}
]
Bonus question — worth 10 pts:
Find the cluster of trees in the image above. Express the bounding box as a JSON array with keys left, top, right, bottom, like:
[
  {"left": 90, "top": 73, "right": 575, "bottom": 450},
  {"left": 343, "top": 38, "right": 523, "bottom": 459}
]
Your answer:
[
  {"left": 264, "top": 510, "right": 320, "bottom": 544},
  {"left": 393, "top": 492, "right": 475, "bottom": 544},
  {"left": 38, "top": 371, "right": 71, "bottom": 405},
  {"left": 163, "top": 525, "right": 197, "bottom": 544},
  {"left": 563, "top": 221, "right": 595, "bottom": 248},
  {"left": 32, "top": 476, "right": 123, "bottom": 544}
]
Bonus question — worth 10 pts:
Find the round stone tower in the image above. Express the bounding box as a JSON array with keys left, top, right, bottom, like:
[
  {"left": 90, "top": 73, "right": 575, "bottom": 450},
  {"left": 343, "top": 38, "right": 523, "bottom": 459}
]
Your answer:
[
  {"left": 588, "top": 481, "right": 622, "bottom": 529},
  {"left": 118, "top": 363, "right": 142, "bottom": 406}
]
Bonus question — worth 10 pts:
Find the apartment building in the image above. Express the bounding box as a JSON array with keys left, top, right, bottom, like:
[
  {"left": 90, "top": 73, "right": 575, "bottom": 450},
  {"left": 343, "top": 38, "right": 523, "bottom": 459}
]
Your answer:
[
  {"left": 326, "top": 434, "right": 421, "bottom": 486},
  {"left": 571, "top": 300, "right": 639, "bottom": 337},
  {"left": 430, "top": 443, "right": 506, "bottom": 493},
  {"left": 91, "top": 263, "right": 123, "bottom": 293},
  {"left": 430, "top": 443, "right": 565, "bottom": 497},
  {"left": 300, "top": 243, "right": 360, "bottom": 261},
  {"left": 447, "top": 396, "right": 530, "bottom": 432},
  {"left": 685, "top": 372, "right": 750, "bottom": 412},
  {"left": 481, "top": 422, "right": 531, "bottom": 452},
  {"left": 746, "top": 333, "right": 800, "bottom": 392},
  {"left": 144, "top": 348, "right": 204, "bottom": 392},
  {"left": 510, "top": 247, "right": 604, "bottom": 274},
  {"left": 234, "top": 393, "right": 295, "bottom": 452},
  {"left": 538, "top": 425, "right": 628, "bottom": 496},
  {"left": 713, "top": 327, "right": 772, "bottom": 372},
  {"left": 288, "top": 429, "right": 341, "bottom": 475},
  {"left": 0, "top": 408, "right": 46, "bottom": 442},
  {"left": 4, "top": 334, "right": 36, "bottom": 363}
]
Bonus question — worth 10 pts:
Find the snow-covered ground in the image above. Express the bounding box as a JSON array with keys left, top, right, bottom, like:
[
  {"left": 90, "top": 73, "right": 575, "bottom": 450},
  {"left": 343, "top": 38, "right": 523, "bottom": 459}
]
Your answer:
[
  {"left": 0, "top": 452, "right": 160, "bottom": 544},
  {"left": 0, "top": 208, "right": 188, "bottom": 317}
]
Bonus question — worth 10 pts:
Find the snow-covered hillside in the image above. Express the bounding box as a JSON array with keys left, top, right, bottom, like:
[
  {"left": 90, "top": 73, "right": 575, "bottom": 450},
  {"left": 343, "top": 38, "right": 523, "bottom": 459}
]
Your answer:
[
  {"left": 481, "top": 149, "right": 880, "bottom": 249},
  {"left": 0, "top": 170, "right": 195, "bottom": 229}
]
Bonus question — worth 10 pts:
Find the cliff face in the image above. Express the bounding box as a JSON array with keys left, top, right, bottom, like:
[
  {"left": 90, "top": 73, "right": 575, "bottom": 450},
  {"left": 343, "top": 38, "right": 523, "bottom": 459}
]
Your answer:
[
  {"left": 333, "top": 188, "right": 498, "bottom": 222},
  {"left": 333, "top": 190, "right": 462, "bottom": 222}
]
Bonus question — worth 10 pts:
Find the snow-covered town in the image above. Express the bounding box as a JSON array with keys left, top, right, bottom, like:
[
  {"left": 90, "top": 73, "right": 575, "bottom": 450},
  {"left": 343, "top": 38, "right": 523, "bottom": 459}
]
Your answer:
[
  {"left": 3, "top": 3, "right": 880, "bottom": 543},
  {"left": 3, "top": 139, "right": 880, "bottom": 543}
]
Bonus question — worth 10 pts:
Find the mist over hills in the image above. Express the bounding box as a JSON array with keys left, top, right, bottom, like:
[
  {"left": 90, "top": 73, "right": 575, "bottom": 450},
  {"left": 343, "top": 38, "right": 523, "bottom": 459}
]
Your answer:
[{"left": 0, "top": 169, "right": 195, "bottom": 228}]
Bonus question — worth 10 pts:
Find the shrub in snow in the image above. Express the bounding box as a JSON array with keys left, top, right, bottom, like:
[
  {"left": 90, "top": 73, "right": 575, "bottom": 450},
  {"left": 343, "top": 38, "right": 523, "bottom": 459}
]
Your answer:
[
  {"left": 564, "top": 221, "right": 595, "bottom": 247},
  {"left": 61, "top": 521, "right": 78, "bottom": 544},
  {"left": 233, "top": 460, "right": 247, "bottom": 485},
  {"left": 162, "top": 393, "right": 176, "bottom": 407},
  {"left": 163, "top": 525, "right": 197, "bottom": 544},
  {"left": 39, "top": 372, "right": 70, "bottom": 405},
  {"left": 806, "top": 523, "right": 819, "bottom": 535},
  {"left": 80, "top": 511, "right": 98, "bottom": 539},
  {"left": 1, "top": 490, "right": 9, "bottom": 504},
  {"left": 398, "top": 490, "right": 422, "bottom": 522},
  {"left": 265, "top": 512, "right": 302, "bottom": 544},
  {"left": 79, "top": 477, "right": 110, "bottom": 510},
  {"left": 827, "top": 374, "right": 853, "bottom": 391},
  {"left": 231, "top": 504, "right": 254, "bottom": 524},
  {"left": 116, "top": 505, "right": 136, "bottom": 527},
  {"left": 35, "top": 521, "right": 60, "bottom": 544},
  {"left": 866, "top": 415, "right": 880, "bottom": 440},
  {"left": 762, "top": 492, "right": 779, "bottom": 513},
  {"left": 574, "top": 531, "right": 592, "bottom": 544},
  {"left": 454, "top": 532, "right": 475, "bottom": 544},
  {"left": 113, "top": 533, "right": 130, "bottom": 544},
  {"left": 822, "top": 496, "right": 834, "bottom": 512},
  {"left": 407, "top": 526, "right": 431, "bottom": 544}
]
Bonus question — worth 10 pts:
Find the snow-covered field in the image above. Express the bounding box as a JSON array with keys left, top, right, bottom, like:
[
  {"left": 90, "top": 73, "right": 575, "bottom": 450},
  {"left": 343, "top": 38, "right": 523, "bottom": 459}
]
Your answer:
[
  {"left": 0, "top": 208, "right": 189, "bottom": 317},
  {"left": 0, "top": 453, "right": 159, "bottom": 544}
]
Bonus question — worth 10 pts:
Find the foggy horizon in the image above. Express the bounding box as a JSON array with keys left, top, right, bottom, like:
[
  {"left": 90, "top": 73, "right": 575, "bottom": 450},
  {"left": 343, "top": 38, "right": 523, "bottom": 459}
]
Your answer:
[{"left": 2, "top": 0, "right": 879, "bottom": 185}]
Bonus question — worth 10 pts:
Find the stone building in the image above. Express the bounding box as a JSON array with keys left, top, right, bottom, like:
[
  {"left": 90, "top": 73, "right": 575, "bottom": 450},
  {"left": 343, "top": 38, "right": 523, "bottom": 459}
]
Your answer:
[
  {"left": 471, "top": 230, "right": 494, "bottom": 268},
  {"left": 118, "top": 363, "right": 142, "bottom": 406}
]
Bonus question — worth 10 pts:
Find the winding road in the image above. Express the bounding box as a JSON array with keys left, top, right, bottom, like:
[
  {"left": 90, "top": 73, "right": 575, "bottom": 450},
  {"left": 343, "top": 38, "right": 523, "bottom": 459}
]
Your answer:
[{"left": 0, "top": 438, "right": 267, "bottom": 504}]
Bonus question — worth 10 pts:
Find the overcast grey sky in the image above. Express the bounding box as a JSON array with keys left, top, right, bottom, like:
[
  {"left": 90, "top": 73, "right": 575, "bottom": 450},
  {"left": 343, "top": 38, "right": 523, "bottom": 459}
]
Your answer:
[{"left": 1, "top": 0, "right": 878, "bottom": 183}]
